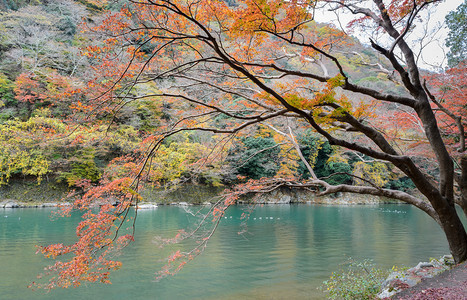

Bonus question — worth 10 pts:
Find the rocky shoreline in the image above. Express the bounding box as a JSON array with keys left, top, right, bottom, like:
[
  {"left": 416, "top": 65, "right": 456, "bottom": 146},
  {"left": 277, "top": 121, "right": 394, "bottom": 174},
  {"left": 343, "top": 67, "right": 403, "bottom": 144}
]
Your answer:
[
  {"left": 394, "top": 260, "right": 467, "bottom": 299},
  {"left": 378, "top": 255, "right": 456, "bottom": 298},
  {"left": 250, "top": 189, "right": 401, "bottom": 205},
  {"left": 0, "top": 200, "right": 65, "bottom": 208},
  {"left": 0, "top": 190, "right": 403, "bottom": 209},
  {"left": 0, "top": 199, "right": 161, "bottom": 209},
  {"left": 1, "top": 180, "right": 408, "bottom": 207}
]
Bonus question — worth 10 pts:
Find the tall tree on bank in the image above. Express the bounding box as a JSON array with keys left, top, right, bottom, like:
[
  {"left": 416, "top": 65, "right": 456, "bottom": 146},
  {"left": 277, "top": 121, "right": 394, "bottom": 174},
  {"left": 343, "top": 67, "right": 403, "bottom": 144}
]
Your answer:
[{"left": 35, "top": 0, "right": 467, "bottom": 288}]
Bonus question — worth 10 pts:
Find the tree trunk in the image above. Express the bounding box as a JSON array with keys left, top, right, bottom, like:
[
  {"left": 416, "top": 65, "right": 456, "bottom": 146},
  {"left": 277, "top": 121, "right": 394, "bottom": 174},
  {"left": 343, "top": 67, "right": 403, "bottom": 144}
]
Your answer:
[
  {"left": 437, "top": 204, "right": 467, "bottom": 263},
  {"left": 411, "top": 97, "right": 467, "bottom": 262},
  {"left": 458, "top": 156, "right": 467, "bottom": 219}
]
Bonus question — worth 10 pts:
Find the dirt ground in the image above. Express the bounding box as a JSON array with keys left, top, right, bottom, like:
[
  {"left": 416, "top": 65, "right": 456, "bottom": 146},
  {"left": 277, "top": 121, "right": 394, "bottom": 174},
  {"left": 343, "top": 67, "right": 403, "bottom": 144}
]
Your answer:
[{"left": 394, "top": 261, "right": 467, "bottom": 300}]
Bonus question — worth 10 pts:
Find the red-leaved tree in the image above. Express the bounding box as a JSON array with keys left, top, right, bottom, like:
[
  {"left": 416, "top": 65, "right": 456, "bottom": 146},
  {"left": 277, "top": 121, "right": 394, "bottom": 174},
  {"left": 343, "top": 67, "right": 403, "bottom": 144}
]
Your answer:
[{"left": 33, "top": 0, "right": 467, "bottom": 289}]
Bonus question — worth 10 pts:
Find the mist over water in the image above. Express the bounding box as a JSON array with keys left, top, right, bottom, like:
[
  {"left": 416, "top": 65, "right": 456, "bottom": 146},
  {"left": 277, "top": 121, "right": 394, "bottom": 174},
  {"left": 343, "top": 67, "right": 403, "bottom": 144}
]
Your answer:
[{"left": 0, "top": 204, "right": 456, "bottom": 299}]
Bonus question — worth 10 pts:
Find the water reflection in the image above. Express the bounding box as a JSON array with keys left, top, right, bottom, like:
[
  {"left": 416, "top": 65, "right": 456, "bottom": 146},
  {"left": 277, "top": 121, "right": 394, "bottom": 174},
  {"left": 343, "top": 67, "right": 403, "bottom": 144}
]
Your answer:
[{"left": 0, "top": 204, "right": 458, "bottom": 299}]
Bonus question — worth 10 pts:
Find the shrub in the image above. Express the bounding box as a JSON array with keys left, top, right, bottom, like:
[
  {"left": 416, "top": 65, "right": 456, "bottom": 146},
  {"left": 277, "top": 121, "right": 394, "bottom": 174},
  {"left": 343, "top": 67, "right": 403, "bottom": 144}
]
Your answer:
[{"left": 321, "top": 258, "right": 390, "bottom": 300}]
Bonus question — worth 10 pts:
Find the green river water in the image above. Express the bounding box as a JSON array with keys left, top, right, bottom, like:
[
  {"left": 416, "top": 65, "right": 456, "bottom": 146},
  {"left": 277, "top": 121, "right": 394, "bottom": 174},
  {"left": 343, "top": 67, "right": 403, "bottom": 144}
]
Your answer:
[{"left": 0, "top": 204, "right": 458, "bottom": 299}]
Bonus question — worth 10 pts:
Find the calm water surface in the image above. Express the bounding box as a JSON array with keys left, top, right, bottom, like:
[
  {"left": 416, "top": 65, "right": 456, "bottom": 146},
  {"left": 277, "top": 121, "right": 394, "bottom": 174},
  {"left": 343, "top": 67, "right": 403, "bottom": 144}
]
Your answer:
[{"left": 0, "top": 204, "right": 457, "bottom": 299}]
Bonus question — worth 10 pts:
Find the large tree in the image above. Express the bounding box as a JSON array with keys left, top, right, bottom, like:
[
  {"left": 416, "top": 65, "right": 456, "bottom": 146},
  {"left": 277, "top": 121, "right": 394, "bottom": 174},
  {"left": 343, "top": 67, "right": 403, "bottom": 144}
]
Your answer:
[{"left": 35, "top": 0, "right": 467, "bottom": 288}]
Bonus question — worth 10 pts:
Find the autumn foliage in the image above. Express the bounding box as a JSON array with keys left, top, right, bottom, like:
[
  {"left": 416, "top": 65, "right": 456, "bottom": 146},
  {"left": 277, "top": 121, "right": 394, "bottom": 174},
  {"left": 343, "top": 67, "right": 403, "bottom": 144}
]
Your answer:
[{"left": 0, "top": 0, "right": 464, "bottom": 289}]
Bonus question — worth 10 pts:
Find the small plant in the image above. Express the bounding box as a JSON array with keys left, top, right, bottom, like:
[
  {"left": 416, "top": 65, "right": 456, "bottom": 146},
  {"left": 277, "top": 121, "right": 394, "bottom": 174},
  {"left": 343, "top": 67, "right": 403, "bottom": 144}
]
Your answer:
[{"left": 321, "top": 258, "right": 390, "bottom": 300}]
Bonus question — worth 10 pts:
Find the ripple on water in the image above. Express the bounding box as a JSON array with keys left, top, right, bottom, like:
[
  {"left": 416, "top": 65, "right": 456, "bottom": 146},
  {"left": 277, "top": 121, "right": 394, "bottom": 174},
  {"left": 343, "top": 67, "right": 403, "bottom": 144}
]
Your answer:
[{"left": 0, "top": 204, "right": 458, "bottom": 300}]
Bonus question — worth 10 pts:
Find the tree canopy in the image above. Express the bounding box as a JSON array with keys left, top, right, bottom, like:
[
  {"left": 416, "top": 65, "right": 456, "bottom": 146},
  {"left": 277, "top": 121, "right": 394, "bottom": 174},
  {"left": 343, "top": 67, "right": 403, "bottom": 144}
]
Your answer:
[{"left": 445, "top": 0, "right": 466, "bottom": 67}]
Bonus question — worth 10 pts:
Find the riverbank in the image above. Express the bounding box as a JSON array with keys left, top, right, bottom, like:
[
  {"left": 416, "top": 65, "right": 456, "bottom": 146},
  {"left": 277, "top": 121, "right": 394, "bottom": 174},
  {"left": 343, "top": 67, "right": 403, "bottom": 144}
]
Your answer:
[
  {"left": 0, "top": 192, "right": 402, "bottom": 208},
  {"left": 1, "top": 180, "right": 404, "bottom": 207},
  {"left": 392, "top": 260, "right": 467, "bottom": 299},
  {"left": 0, "top": 179, "right": 69, "bottom": 203},
  {"left": 378, "top": 255, "right": 457, "bottom": 298}
]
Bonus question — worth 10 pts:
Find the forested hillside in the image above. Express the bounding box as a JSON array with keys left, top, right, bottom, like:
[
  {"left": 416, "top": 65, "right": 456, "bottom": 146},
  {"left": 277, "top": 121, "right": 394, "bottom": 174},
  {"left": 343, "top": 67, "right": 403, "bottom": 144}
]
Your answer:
[{"left": 0, "top": 0, "right": 435, "bottom": 193}]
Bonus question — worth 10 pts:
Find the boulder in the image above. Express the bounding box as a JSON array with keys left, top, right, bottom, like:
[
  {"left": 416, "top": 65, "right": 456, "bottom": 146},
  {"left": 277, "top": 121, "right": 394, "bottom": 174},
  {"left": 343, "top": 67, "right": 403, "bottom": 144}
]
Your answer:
[
  {"left": 441, "top": 255, "right": 455, "bottom": 265},
  {"left": 3, "top": 201, "right": 19, "bottom": 208},
  {"left": 416, "top": 262, "right": 434, "bottom": 269},
  {"left": 137, "top": 203, "right": 158, "bottom": 209}
]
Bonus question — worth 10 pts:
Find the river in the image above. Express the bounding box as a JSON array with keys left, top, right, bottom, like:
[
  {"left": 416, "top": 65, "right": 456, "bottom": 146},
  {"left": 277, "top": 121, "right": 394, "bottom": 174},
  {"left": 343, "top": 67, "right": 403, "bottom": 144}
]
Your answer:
[{"left": 0, "top": 204, "right": 457, "bottom": 299}]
